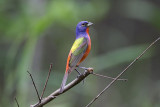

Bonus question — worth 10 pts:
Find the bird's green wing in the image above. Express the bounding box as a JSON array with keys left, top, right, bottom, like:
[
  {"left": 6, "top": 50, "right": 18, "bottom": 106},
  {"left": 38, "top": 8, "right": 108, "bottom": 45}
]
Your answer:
[{"left": 69, "top": 37, "right": 88, "bottom": 68}]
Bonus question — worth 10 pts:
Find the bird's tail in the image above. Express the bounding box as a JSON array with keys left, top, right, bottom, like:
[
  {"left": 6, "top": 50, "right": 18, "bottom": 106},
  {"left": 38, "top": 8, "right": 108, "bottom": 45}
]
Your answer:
[{"left": 60, "top": 71, "right": 69, "bottom": 93}]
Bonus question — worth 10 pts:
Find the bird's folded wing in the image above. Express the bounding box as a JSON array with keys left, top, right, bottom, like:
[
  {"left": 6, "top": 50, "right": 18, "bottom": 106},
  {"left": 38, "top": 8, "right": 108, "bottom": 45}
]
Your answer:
[{"left": 69, "top": 37, "right": 88, "bottom": 69}]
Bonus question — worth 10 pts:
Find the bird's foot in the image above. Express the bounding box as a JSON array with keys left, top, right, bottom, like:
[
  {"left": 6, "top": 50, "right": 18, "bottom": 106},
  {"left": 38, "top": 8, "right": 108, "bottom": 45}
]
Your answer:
[
  {"left": 75, "top": 69, "right": 85, "bottom": 84},
  {"left": 75, "top": 69, "right": 82, "bottom": 77}
]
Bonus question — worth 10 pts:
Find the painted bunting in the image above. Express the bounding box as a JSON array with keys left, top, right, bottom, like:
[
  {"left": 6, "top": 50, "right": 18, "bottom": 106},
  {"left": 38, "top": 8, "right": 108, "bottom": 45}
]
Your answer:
[{"left": 60, "top": 21, "right": 93, "bottom": 93}]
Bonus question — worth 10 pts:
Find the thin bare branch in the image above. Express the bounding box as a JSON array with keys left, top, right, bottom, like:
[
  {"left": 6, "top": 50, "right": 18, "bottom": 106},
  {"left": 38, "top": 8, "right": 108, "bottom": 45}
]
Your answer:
[
  {"left": 92, "top": 72, "right": 127, "bottom": 81},
  {"left": 27, "top": 71, "right": 41, "bottom": 103},
  {"left": 15, "top": 97, "right": 19, "bottom": 107},
  {"left": 85, "top": 37, "right": 160, "bottom": 107},
  {"left": 30, "top": 68, "right": 93, "bottom": 107},
  {"left": 40, "top": 64, "right": 53, "bottom": 100}
]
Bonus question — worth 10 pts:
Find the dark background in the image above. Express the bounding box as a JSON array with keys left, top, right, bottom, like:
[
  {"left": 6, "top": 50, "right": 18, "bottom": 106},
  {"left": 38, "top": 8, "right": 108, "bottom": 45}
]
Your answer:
[{"left": 0, "top": 0, "right": 160, "bottom": 107}]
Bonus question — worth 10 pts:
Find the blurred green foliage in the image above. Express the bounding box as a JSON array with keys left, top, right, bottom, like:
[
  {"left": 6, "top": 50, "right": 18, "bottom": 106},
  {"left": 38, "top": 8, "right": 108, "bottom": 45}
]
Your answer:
[{"left": 0, "top": 0, "right": 160, "bottom": 107}]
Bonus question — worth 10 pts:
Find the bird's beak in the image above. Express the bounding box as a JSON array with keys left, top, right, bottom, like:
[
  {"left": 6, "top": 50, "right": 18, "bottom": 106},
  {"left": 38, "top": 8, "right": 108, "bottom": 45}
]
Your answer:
[{"left": 87, "top": 22, "right": 93, "bottom": 27}]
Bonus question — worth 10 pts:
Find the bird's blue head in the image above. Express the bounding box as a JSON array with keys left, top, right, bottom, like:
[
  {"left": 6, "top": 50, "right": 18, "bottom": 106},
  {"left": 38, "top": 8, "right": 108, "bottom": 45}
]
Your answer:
[{"left": 76, "top": 21, "right": 93, "bottom": 38}]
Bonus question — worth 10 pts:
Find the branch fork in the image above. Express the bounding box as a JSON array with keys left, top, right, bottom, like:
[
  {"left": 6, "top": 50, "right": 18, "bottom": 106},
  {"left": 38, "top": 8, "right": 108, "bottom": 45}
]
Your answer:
[{"left": 31, "top": 68, "right": 93, "bottom": 107}]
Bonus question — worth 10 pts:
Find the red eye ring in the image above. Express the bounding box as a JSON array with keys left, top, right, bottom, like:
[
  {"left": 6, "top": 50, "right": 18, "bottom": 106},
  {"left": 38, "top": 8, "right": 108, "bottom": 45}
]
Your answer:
[
  {"left": 81, "top": 23, "right": 87, "bottom": 26},
  {"left": 82, "top": 23, "right": 85, "bottom": 26}
]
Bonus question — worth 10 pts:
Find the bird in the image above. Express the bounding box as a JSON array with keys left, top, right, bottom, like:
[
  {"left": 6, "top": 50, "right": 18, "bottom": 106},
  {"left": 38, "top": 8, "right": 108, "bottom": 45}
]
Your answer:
[{"left": 60, "top": 21, "right": 93, "bottom": 93}]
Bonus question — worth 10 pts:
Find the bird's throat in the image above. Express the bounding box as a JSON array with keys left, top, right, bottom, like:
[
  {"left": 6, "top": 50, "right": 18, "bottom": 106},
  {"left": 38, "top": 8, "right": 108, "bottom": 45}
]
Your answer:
[{"left": 86, "top": 27, "right": 89, "bottom": 35}]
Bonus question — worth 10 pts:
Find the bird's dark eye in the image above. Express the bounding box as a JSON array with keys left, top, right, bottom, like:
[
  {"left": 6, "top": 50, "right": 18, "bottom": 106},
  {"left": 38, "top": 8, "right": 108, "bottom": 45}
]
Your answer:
[
  {"left": 81, "top": 23, "right": 86, "bottom": 26},
  {"left": 82, "top": 23, "right": 85, "bottom": 26}
]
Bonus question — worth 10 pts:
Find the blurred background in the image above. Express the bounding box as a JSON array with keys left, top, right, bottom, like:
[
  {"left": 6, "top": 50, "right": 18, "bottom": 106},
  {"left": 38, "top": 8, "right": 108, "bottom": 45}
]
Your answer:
[{"left": 0, "top": 0, "right": 160, "bottom": 107}]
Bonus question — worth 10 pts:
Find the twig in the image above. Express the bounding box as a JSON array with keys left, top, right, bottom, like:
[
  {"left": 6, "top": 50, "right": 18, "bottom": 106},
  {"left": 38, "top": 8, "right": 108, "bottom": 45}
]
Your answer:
[
  {"left": 30, "top": 68, "right": 93, "bottom": 107},
  {"left": 15, "top": 97, "right": 19, "bottom": 107},
  {"left": 40, "top": 64, "right": 53, "bottom": 100},
  {"left": 27, "top": 71, "right": 41, "bottom": 103},
  {"left": 85, "top": 37, "right": 160, "bottom": 107},
  {"left": 92, "top": 72, "right": 127, "bottom": 81}
]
